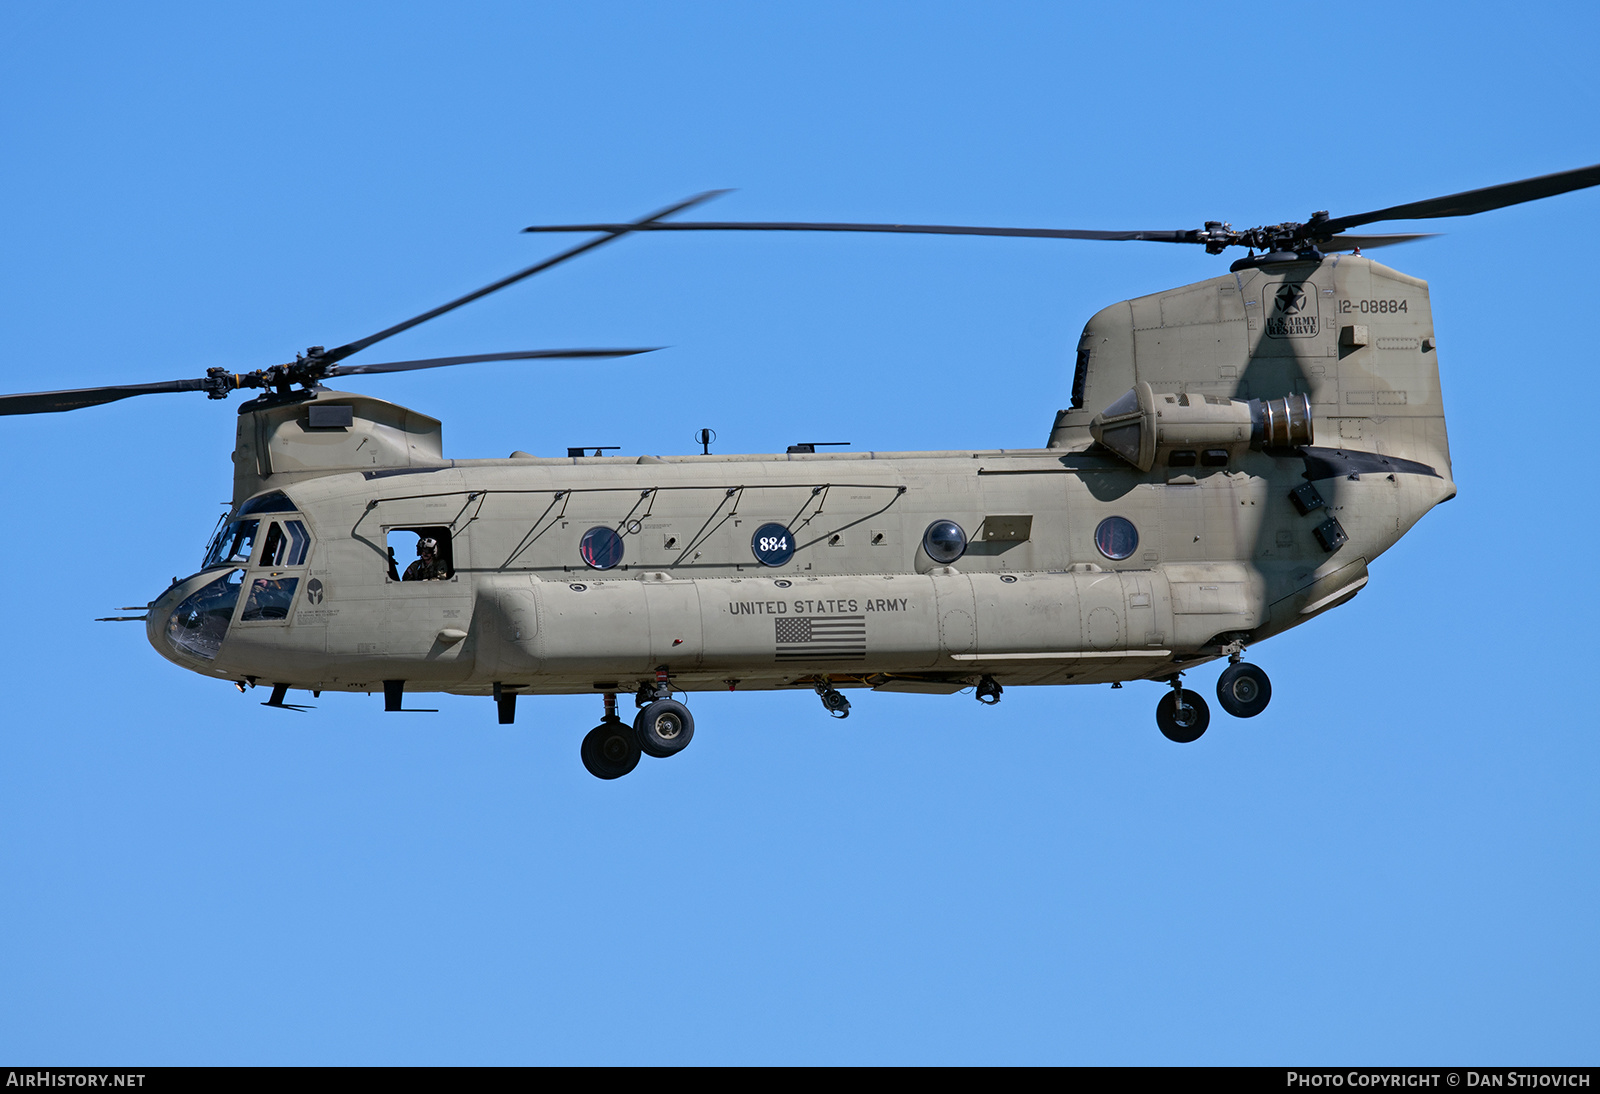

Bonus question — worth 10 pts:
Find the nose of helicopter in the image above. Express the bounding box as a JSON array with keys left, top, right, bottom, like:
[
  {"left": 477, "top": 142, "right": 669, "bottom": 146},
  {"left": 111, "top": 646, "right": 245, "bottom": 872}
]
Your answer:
[
  {"left": 146, "top": 569, "right": 246, "bottom": 671},
  {"left": 145, "top": 578, "right": 192, "bottom": 666}
]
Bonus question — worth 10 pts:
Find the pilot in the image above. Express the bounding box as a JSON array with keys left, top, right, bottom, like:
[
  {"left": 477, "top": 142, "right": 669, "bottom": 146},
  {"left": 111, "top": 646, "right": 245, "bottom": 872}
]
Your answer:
[{"left": 403, "top": 536, "right": 450, "bottom": 581}]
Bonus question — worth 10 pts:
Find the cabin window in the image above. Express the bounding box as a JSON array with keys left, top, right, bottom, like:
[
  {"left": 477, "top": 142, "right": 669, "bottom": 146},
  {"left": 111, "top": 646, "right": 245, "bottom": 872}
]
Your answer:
[
  {"left": 386, "top": 526, "right": 455, "bottom": 581},
  {"left": 260, "top": 520, "right": 311, "bottom": 567},
  {"left": 1094, "top": 516, "right": 1139, "bottom": 561},
  {"left": 580, "top": 526, "right": 625, "bottom": 570},
  {"left": 922, "top": 520, "right": 968, "bottom": 564},
  {"left": 203, "top": 519, "right": 259, "bottom": 569},
  {"left": 1168, "top": 450, "right": 1198, "bottom": 467}
]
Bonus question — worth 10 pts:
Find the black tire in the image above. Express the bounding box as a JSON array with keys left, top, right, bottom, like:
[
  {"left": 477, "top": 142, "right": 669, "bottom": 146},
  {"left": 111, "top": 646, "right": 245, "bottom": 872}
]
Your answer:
[
  {"left": 581, "top": 720, "right": 641, "bottom": 779},
  {"left": 1156, "top": 688, "right": 1210, "bottom": 743},
  {"left": 635, "top": 698, "right": 694, "bottom": 757},
  {"left": 1216, "top": 662, "right": 1272, "bottom": 719}
]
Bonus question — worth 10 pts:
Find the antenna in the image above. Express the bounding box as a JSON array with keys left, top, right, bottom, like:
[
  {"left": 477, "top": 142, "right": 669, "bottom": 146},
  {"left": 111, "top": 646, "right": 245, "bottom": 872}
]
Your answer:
[{"left": 694, "top": 428, "right": 716, "bottom": 455}]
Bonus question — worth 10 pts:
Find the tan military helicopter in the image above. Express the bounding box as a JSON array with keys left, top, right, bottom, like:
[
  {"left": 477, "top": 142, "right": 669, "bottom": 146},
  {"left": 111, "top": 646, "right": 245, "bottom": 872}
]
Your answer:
[{"left": 6, "top": 166, "right": 1598, "bottom": 779}]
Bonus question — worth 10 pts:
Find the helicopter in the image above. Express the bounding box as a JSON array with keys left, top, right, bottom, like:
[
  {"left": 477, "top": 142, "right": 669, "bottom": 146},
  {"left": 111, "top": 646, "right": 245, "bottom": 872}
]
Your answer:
[{"left": 5, "top": 164, "right": 1598, "bottom": 779}]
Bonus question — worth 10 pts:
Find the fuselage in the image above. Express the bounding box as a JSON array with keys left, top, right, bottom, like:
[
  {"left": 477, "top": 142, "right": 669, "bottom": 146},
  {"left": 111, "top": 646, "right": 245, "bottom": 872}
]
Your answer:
[
  {"left": 147, "top": 437, "right": 1453, "bottom": 699},
  {"left": 146, "top": 254, "right": 1456, "bottom": 702}
]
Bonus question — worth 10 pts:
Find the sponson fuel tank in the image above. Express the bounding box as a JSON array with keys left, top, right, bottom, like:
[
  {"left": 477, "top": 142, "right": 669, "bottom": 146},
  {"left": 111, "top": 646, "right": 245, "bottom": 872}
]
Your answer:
[{"left": 460, "top": 567, "right": 1276, "bottom": 692}]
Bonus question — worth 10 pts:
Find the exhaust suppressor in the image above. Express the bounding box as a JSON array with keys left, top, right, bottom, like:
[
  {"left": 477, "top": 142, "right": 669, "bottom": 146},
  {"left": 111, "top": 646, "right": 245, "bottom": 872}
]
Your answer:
[
  {"left": 1090, "top": 384, "right": 1314, "bottom": 471},
  {"left": 1251, "top": 393, "right": 1314, "bottom": 449}
]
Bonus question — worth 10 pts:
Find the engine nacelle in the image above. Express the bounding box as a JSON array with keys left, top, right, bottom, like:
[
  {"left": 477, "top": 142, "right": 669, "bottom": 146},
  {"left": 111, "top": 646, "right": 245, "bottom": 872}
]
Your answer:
[{"left": 1089, "top": 382, "right": 1312, "bottom": 472}]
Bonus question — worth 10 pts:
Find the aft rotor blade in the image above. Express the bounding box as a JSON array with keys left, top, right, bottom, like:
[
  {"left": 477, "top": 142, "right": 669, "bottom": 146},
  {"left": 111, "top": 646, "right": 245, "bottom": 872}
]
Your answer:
[
  {"left": 320, "top": 190, "right": 729, "bottom": 366},
  {"left": 327, "top": 348, "right": 660, "bottom": 376},
  {"left": 521, "top": 220, "right": 1204, "bottom": 243},
  {"left": 0, "top": 378, "right": 208, "bottom": 416},
  {"left": 1322, "top": 162, "right": 1600, "bottom": 234}
]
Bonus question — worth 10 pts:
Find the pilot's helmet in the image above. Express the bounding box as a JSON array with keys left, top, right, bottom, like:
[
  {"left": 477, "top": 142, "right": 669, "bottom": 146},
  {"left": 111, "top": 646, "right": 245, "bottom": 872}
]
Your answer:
[{"left": 417, "top": 536, "right": 438, "bottom": 555}]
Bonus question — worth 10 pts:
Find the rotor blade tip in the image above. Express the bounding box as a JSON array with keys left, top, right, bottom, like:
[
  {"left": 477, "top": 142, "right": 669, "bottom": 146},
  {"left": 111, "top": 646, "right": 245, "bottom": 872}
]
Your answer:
[{"left": 680, "top": 188, "right": 734, "bottom": 209}]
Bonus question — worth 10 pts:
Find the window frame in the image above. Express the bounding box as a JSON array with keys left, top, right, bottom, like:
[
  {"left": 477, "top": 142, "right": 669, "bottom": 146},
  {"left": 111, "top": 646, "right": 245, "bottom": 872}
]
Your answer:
[
  {"left": 383, "top": 525, "right": 459, "bottom": 585},
  {"left": 234, "top": 517, "right": 315, "bottom": 626}
]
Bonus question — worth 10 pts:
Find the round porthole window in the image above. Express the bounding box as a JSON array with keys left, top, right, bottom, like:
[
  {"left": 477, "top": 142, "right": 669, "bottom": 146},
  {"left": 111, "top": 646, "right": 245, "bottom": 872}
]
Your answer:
[
  {"left": 751, "top": 522, "right": 796, "bottom": 567},
  {"left": 922, "top": 520, "right": 967, "bottom": 564},
  {"left": 579, "top": 526, "right": 625, "bottom": 570},
  {"left": 1094, "top": 516, "right": 1139, "bottom": 561}
]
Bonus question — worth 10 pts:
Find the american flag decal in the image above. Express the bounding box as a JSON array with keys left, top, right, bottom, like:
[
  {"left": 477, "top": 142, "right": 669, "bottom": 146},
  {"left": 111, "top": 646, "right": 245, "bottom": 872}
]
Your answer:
[{"left": 774, "top": 615, "right": 867, "bottom": 661}]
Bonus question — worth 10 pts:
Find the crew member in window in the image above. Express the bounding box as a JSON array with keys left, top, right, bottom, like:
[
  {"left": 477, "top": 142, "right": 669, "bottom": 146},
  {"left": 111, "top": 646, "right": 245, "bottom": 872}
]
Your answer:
[{"left": 403, "top": 536, "right": 450, "bottom": 581}]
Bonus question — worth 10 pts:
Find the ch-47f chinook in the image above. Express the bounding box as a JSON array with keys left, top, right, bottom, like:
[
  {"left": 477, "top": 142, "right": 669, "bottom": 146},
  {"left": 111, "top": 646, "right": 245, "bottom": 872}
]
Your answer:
[{"left": 7, "top": 167, "right": 1598, "bottom": 779}]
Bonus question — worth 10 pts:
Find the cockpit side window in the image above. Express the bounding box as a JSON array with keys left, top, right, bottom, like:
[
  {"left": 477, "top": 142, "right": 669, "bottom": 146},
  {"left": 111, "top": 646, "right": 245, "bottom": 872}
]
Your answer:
[
  {"left": 386, "top": 526, "right": 454, "bottom": 582},
  {"left": 203, "top": 519, "right": 259, "bottom": 569},
  {"left": 236, "top": 520, "right": 313, "bottom": 624},
  {"left": 241, "top": 577, "right": 299, "bottom": 621},
  {"left": 260, "top": 520, "right": 311, "bottom": 568}
]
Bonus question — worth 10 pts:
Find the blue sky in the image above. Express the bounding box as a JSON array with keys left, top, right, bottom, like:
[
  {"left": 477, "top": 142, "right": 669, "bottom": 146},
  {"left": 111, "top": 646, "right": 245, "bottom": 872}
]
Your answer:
[{"left": 2, "top": 0, "right": 1597, "bottom": 1064}]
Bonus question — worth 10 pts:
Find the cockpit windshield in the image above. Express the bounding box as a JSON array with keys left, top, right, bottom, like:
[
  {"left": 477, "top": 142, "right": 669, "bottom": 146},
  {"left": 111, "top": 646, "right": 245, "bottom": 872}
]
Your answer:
[
  {"left": 166, "top": 569, "right": 244, "bottom": 661},
  {"left": 203, "top": 519, "right": 259, "bottom": 569}
]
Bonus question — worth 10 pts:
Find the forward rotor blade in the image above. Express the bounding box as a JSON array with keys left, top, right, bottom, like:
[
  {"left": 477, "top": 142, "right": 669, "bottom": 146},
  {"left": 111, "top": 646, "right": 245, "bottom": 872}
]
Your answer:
[
  {"left": 0, "top": 378, "right": 208, "bottom": 416},
  {"left": 321, "top": 190, "right": 729, "bottom": 366},
  {"left": 1322, "top": 162, "right": 1600, "bottom": 234},
  {"left": 1324, "top": 232, "right": 1439, "bottom": 250},
  {"left": 521, "top": 220, "right": 1203, "bottom": 243},
  {"left": 326, "top": 348, "right": 660, "bottom": 376}
]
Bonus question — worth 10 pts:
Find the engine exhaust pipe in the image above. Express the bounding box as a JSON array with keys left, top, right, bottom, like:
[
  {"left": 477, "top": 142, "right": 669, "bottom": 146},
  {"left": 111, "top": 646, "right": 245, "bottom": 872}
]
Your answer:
[{"left": 1251, "top": 393, "right": 1314, "bottom": 449}]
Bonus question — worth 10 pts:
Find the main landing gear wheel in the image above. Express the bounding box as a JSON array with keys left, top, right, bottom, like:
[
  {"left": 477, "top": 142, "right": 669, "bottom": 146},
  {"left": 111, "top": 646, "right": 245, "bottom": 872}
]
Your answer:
[
  {"left": 1156, "top": 689, "right": 1210, "bottom": 743},
  {"left": 635, "top": 698, "right": 695, "bottom": 758},
  {"left": 1216, "top": 662, "right": 1272, "bottom": 719},
  {"left": 581, "top": 720, "right": 641, "bottom": 780}
]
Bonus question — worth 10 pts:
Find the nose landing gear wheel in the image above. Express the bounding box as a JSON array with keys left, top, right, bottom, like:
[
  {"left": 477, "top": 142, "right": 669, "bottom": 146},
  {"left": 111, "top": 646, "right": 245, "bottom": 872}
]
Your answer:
[
  {"left": 1216, "top": 662, "right": 1272, "bottom": 718},
  {"left": 635, "top": 698, "right": 695, "bottom": 758},
  {"left": 1156, "top": 689, "right": 1210, "bottom": 743},
  {"left": 581, "top": 720, "right": 641, "bottom": 779}
]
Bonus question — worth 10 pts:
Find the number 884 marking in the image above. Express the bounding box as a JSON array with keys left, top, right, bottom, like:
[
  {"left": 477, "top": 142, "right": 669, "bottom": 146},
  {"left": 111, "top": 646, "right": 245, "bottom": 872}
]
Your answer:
[
  {"left": 1339, "top": 298, "right": 1408, "bottom": 314},
  {"left": 759, "top": 536, "right": 789, "bottom": 552}
]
